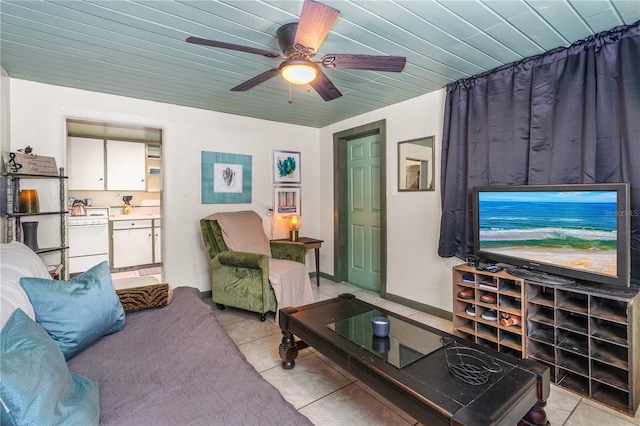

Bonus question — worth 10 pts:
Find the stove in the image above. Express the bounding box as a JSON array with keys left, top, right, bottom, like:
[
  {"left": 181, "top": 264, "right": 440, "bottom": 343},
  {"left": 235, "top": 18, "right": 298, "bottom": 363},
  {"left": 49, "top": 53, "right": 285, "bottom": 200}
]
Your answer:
[{"left": 68, "top": 207, "right": 110, "bottom": 273}]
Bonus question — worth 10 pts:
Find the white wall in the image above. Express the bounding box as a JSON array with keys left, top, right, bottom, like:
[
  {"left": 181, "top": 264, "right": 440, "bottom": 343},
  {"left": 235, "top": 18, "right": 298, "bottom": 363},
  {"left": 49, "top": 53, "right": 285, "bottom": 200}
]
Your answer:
[
  {"left": 1, "top": 68, "right": 10, "bottom": 153},
  {"left": 1, "top": 68, "right": 11, "bottom": 242},
  {"left": 8, "top": 79, "right": 319, "bottom": 291},
  {"left": 319, "top": 90, "right": 459, "bottom": 313},
  {"left": 8, "top": 77, "right": 458, "bottom": 313}
]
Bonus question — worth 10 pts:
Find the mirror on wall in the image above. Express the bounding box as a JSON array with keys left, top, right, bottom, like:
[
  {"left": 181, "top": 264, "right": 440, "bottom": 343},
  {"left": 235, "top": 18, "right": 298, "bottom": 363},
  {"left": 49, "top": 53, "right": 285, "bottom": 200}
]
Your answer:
[{"left": 398, "top": 136, "right": 435, "bottom": 191}]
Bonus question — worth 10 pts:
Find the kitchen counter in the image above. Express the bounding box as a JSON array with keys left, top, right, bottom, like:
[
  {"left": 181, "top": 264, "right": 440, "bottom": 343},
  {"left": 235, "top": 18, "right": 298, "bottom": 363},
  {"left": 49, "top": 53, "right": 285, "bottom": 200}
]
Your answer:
[{"left": 109, "top": 214, "right": 161, "bottom": 221}]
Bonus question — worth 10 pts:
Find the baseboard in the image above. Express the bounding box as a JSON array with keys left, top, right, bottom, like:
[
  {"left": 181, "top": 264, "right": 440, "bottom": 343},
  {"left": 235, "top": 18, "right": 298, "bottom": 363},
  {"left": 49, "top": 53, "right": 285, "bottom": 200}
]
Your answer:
[
  {"left": 384, "top": 292, "right": 452, "bottom": 321},
  {"left": 315, "top": 273, "right": 451, "bottom": 320},
  {"left": 200, "top": 274, "right": 451, "bottom": 321},
  {"left": 315, "top": 271, "right": 338, "bottom": 281}
]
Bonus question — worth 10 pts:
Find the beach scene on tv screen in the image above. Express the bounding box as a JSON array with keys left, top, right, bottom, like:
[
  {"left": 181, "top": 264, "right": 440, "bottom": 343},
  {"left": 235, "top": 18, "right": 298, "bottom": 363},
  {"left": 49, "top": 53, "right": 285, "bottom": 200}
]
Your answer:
[{"left": 479, "top": 191, "right": 618, "bottom": 277}]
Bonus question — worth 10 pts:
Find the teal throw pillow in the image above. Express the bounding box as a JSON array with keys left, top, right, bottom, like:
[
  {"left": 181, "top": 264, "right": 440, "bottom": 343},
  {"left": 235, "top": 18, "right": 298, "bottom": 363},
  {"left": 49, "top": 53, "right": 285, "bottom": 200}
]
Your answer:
[
  {"left": 20, "top": 261, "right": 125, "bottom": 359},
  {"left": 0, "top": 309, "right": 99, "bottom": 426}
]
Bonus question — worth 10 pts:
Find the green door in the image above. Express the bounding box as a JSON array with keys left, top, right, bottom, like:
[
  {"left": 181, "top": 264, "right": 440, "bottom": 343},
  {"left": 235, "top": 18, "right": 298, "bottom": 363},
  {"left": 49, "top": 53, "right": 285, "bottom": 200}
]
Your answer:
[{"left": 347, "top": 134, "right": 381, "bottom": 291}]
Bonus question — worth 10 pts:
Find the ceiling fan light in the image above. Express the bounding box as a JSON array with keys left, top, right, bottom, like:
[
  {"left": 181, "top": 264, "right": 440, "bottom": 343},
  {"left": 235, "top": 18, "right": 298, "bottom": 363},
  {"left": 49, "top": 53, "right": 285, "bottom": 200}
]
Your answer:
[{"left": 280, "top": 60, "right": 318, "bottom": 85}]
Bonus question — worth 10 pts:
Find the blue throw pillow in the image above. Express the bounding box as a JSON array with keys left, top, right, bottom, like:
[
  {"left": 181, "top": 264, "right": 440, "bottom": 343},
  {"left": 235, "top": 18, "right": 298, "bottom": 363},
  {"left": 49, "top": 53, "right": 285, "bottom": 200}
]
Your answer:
[
  {"left": 0, "top": 309, "right": 99, "bottom": 426},
  {"left": 20, "top": 261, "right": 125, "bottom": 359}
]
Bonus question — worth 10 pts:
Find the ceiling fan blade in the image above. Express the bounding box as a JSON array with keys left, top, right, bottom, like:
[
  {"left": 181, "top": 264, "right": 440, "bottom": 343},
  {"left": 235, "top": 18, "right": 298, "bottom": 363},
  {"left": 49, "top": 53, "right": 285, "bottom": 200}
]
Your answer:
[
  {"left": 186, "top": 37, "right": 281, "bottom": 59},
  {"left": 231, "top": 68, "right": 281, "bottom": 91},
  {"left": 321, "top": 54, "right": 406, "bottom": 72},
  {"left": 294, "top": 0, "right": 340, "bottom": 53},
  {"left": 309, "top": 69, "right": 342, "bottom": 101}
]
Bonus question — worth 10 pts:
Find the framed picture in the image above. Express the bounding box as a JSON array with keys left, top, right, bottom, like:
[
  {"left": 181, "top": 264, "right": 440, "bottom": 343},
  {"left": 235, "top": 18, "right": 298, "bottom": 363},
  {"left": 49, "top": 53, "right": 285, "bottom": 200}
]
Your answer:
[
  {"left": 274, "top": 186, "right": 301, "bottom": 216},
  {"left": 273, "top": 150, "right": 301, "bottom": 184},
  {"left": 201, "top": 151, "right": 252, "bottom": 204}
]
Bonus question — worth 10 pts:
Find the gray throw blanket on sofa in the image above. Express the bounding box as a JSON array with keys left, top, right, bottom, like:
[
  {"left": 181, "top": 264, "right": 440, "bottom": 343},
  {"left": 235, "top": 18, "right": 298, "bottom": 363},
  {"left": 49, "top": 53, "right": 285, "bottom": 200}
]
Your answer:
[{"left": 67, "top": 287, "right": 311, "bottom": 425}]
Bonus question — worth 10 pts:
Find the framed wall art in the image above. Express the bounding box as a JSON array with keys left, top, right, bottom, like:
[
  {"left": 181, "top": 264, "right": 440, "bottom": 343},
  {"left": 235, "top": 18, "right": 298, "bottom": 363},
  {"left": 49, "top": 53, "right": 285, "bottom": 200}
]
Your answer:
[
  {"left": 273, "top": 150, "right": 301, "bottom": 184},
  {"left": 201, "top": 151, "right": 252, "bottom": 204},
  {"left": 274, "top": 186, "right": 301, "bottom": 216}
]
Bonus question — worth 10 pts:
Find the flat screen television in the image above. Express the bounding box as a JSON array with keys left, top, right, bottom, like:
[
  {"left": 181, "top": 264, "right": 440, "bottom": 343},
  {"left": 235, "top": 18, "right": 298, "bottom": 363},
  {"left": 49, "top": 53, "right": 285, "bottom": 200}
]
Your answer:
[{"left": 473, "top": 183, "right": 631, "bottom": 287}]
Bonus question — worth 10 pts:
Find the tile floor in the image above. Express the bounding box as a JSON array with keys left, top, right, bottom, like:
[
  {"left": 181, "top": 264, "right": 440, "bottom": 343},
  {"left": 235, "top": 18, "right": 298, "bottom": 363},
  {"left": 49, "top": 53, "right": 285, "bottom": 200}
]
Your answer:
[
  {"left": 210, "top": 277, "right": 640, "bottom": 426},
  {"left": 111, "top": 266, "right": 162, "bottom": 290}
]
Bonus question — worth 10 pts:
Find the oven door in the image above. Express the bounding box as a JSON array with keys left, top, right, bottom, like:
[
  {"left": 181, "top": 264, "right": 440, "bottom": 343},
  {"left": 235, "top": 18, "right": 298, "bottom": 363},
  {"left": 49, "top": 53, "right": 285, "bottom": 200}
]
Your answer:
[{"left": 69, "top": 224, "right": 109, "bottom": 273}]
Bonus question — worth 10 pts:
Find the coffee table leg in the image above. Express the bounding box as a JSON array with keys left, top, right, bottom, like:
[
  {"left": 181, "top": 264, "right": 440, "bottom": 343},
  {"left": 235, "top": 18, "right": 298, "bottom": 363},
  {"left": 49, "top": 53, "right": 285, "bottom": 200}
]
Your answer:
[
  {"left": 279, "top": 330, "right": 298, "bottom": 369},
  {"left": 279, "top": 307, "right": 299, "bottom": 369},
  {"left": 519, "top": 400, "right": 548, "bottom": 426}
]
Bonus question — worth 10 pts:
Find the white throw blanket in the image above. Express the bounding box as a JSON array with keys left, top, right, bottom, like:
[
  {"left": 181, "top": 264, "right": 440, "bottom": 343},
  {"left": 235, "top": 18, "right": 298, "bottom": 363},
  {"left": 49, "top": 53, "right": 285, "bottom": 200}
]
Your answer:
[
  {"left": 209, "top": 211, "right": 271, "bottom": 257},
  {"left": 209, "top": 211, "right": 314, "bottom": 322},
  {"left": 268, "top": 259, "right": 314, "bottom": 323}
]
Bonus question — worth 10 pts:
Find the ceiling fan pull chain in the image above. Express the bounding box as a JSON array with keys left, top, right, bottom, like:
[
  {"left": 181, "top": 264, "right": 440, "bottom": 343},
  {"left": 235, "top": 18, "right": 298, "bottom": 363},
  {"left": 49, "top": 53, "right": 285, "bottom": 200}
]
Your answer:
[{"left": 288, "top": 83, "right": 293, "bottom": 104}]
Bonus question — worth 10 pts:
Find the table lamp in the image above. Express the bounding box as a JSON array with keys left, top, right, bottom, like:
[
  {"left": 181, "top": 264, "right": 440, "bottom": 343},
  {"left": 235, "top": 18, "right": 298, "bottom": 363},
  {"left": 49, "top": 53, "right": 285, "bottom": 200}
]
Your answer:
[
  {"left": 18, "top": 189, "right": 39, "bottom": 213},
  {"left": 286, "top": 215, "right": 303, "bottom": 241}
]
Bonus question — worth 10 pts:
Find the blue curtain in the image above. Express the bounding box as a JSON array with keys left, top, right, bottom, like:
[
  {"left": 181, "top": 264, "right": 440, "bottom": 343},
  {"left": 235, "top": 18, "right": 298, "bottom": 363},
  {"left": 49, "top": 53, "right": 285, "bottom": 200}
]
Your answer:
[{"left": 438, "top": 21, "right": 640, "bottom": 284}]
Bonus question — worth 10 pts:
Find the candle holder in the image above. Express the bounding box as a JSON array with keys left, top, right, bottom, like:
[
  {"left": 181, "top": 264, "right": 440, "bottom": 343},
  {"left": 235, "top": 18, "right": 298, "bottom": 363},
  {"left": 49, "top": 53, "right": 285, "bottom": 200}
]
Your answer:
[
  {"left": 18, "top": 189, "right": 39, "bottom": 213},
  {"left": 372, "top": 316, "right": 390, "bottom": 338}
]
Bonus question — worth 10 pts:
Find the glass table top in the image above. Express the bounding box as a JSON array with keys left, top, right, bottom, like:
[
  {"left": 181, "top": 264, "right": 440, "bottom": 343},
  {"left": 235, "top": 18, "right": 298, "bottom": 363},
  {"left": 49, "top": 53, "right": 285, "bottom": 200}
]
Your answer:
[{"left": 327, "top": 309, "right": 451, "bottom": 369}]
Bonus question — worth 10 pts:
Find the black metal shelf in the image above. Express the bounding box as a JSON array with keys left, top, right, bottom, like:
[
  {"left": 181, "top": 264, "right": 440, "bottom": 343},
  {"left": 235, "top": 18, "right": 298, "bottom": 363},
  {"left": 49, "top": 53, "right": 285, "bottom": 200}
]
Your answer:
[
  {"left": 3, "top": 168, "right": 68, "bottom": 278},
  {"left": 6, "top": 210, "right": 68, "bottom": 218},
  {"left": 35, "top": 246, "right": 69, "bottom": 254},
  {"left": 2, "top": 172, "right": 68, "bottom": 179}
]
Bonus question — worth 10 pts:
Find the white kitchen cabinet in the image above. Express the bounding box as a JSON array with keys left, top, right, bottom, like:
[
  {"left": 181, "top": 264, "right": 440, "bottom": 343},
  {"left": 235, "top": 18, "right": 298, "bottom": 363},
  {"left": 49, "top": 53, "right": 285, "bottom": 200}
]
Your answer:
[
  {"left": 67, "top": 137, "right": 105, "bottom": 190},
  {"left": 68, "top": 138, "right": 147, "bottom": 191},
  {"left": 106, "top": 140, "right": 146, "bottom": 191},
  {"left": 153, "top": 219, "right": 161, "bottom": 263},
  {"left": 112, "top": 219, "right": 153, "bottom": 268}
]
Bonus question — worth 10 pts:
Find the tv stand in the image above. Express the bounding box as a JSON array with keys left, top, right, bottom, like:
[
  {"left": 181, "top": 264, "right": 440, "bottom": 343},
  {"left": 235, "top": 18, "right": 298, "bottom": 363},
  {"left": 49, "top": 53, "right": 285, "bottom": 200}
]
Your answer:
[
  {"left": 453, "top": 264, "right": 640, "bottom": 415},
  {"left": 526, "top": 279, "right": 639, "bottom": 415},
  {"left": 507, "top": 268, "right": 576, "bottom": 286}
]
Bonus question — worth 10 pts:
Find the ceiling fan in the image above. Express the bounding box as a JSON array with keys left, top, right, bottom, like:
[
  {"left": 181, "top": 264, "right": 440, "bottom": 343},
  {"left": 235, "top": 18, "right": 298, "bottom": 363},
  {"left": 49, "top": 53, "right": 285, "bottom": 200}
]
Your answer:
[{"left": 186, "top": 0, "right": 406, "bottom": 101}]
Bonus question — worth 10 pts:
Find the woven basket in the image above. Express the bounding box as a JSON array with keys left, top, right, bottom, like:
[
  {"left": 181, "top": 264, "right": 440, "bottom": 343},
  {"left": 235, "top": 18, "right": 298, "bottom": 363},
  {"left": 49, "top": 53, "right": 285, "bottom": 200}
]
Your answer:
[{"left": 445, "top": 346, "right": 502, "bottom": 385}]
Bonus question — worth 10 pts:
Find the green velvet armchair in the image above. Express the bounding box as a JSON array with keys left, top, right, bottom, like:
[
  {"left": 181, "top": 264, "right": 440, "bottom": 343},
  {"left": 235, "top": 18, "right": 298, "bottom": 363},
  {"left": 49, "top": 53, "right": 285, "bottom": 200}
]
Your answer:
[{"left": 200, "top": 217, "right": 307, "bottom": 321}]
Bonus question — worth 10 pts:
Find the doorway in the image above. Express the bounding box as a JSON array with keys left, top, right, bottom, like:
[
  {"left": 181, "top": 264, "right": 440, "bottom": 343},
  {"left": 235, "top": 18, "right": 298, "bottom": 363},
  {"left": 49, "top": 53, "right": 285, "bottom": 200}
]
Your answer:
[
  {"left": 65, "top": 119, "right": 163, "bottom": 284},
  {"left": 333, "top": 120, "right": 387, "bottom": 294}
]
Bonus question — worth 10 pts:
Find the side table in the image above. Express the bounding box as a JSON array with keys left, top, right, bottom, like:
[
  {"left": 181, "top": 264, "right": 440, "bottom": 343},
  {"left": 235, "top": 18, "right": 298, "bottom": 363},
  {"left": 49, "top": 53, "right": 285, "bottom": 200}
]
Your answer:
[{"left": 272, "top": 237, "right": 323, "bottom": 286}]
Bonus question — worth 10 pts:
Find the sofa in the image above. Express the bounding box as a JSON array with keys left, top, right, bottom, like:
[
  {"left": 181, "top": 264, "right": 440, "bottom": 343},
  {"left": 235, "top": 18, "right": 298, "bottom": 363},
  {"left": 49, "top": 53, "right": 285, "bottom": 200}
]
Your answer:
[{"left": 0, "top": 242, "right": 311, "bottom": 425}]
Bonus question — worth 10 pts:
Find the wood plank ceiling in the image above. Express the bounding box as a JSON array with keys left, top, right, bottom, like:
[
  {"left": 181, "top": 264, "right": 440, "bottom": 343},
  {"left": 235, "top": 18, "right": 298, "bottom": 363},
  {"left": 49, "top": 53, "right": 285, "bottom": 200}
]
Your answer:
[{"left": 1, "top": 1, "right": 639, "bottom": 128}]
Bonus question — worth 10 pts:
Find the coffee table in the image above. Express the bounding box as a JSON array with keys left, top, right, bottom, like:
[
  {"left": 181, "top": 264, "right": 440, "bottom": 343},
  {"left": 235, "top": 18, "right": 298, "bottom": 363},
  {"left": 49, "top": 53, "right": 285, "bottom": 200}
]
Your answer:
[{"left": 279, "top": 294, "right": 550, "bottom": 426}]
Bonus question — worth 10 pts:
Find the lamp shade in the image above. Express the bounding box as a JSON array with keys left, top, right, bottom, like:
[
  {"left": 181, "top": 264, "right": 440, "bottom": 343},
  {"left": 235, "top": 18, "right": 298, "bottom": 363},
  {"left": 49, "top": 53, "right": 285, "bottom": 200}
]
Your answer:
[
  {"left": 286, "top": 215, "right": 303, "bottom": 231},
  {"left": 286, "top": 215, "right": 303, "bottom": 241},
  {"left": 280, "top": 60, "right": 318, "bottom": 85},
  {"left": 18, "top": 190, "right": 39, "bottom": 214}
]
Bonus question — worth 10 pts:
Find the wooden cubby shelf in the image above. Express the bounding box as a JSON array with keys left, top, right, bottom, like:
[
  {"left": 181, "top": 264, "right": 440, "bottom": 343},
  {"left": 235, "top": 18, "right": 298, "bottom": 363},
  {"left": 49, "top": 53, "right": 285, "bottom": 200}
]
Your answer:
[
  {"left": 525, "top": 279, "right": 639, "bottom": 415},
  {"left": 453, "top": 264, "right": 639, "bottom": 415},
  {"left": 452, "top": 265, "right": 525, "bottom": 359}
]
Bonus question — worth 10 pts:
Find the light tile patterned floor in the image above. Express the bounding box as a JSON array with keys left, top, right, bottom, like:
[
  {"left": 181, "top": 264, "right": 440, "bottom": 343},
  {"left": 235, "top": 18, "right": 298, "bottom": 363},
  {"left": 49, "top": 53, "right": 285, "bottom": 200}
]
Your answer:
[
  {"left": 111, "top": 266, "right": 162, "bottom": 289},
  {"left": 211, "top": 277, "right": 639, "bottom": 426}
]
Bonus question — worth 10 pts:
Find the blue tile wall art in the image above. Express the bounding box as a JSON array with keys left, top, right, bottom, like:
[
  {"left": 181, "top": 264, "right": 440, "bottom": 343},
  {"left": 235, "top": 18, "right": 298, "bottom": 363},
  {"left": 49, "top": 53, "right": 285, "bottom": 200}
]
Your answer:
[{"left": 201, "top": 151, "right": 252, "bottom": 204}]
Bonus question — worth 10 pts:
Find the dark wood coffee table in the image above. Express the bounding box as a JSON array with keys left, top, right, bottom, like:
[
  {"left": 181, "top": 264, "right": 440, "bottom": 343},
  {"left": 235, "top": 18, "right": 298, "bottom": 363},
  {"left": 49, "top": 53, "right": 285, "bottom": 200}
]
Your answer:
[{"left": 279, "top": 294, "right": 550, "bottom": 426}]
